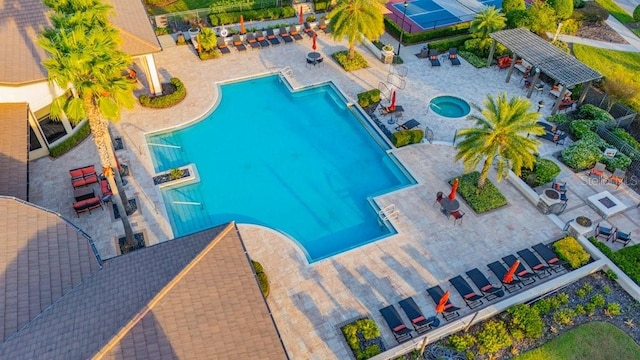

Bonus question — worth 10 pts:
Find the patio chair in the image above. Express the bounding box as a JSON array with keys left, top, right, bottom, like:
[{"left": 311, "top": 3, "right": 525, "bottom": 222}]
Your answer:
[
  {"left": 217, "top": 36, "right": 231, "bottom": 54},
  {"left": 611, "top": 229, "right": 632, "bottom": 247},
  {"left": 496, "top": 55, "right": 512, "bottom": 70},
  {"left": 395, "top": 119, "right": 420, "bottom": 131},
  {"left": 289, "top": 25, "right": 303, "bottom": 40},
  {"left": 379, "top": 105, "right": 404, "bottom": 116},
  {"left": 434, "top": 191, "right": 444, "bottom": 206},
  {"left": 595, "top": 222, "right": 615, "bottom": 242},
  {"left": 552, "top": 180, "right": 567, "bottom": 193},
  {"left": 608, "top": 169, "right": 625, "bottom": 188},
  {"left": 589, "top": 162, "right": 606, "bottom": 179},
  {"left": 532, "top": 243, "right": 566, "bottom": 273},
  {"left": 232, "top": 34, "right": 246, "bottom": 51},
  {"left": 516, "top": 248, "right": 551, "bottom": 279},
  {"left": 379, "top": 305, "right": 413, "bottom": 343},
  {"left": 245, "top": 33, "right": 260, "bottom": 49},
  {"left": 303, "top": 22, "right": 315, "bottom": 36},
  {"left": 398, "top": 297, "right": 440, "bottom": 334},
  {"left": 255, "top": 30, "right": 270, "bottom": 47},
  {"left": 265, "top": 29, "right": 281, "bottom": 45},
  {"left": 279, "top": 27, "right": 293, "bottom": 43},
  {"left": 487, "top": 261, "right": 522, "bottom": 293},
  {"left": 70, "top": 165, "right": 98, "bottom": 188},
  {"left": 100, "top": 179, "right": 113, "bottom": 202},
  {"left": 502, "top": 255, "right": 536, "bottom": 286},
  {"left": 428, "top": 49, "right": 440, "bottom": 67},
  {"left": 559, "top": 99, "right": 575, "bottom": 112},
  {"left": 318, "top": 18, "right": 329, "bottom": 33},
  {"left": 450, "top": 210, "right": 465, "bottom": 225},
  {"left": 449, "top": 275, "right": 484, "bottom": 309},
  {"left": 426, "top": 285, "right": 460, "bottom": 321},
  {"left": 465, "top": 268, "right": 504, "bottom": 301},
  {"left": 448, "top": 48, "right": 461, "bottom": 66}
]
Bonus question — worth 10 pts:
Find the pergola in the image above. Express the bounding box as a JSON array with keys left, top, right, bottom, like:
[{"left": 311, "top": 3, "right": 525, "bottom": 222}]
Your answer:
[{"left": 488, "top": 28, "right": 602, "bottom": 114}]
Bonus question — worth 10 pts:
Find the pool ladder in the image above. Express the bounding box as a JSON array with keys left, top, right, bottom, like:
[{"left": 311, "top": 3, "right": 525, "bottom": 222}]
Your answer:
[
  {"left": 281, "top": 66, "right": 293, "bottom": 77},
  {"left": 378, "top": 204, "right": 400, "bottom": 221}
]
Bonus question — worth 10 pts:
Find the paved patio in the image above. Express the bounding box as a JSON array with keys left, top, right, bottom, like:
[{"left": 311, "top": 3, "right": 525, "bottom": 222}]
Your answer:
[{"left": 28, "top": 33, "right": 640, "bottom": 358}]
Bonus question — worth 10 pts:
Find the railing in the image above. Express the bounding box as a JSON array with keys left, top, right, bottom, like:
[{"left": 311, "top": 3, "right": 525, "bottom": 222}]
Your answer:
[{"left": 378, "top": 204, "right": 400, "bottom": 221}]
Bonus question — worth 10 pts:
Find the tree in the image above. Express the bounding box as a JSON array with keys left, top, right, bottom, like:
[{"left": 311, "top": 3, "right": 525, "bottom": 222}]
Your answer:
[
  {"left": 39, "top": 0, "right": 137, "bottom": 248},
  {"left": 528, "top": 0, "right": 558, "bottom": 35},
  {"left": 197, "top": 27, "right": 217, "bottom": 53},
  {"left": 548, "top": 0, "right": 574, "bottom": 20},
  {"left": 634, "top": 5, "right": 640, "bottom": 22},
  {"left": 328, "top": 0, "right": 384, "bottom": 59},
  {"left": 502, "top": 0, "right": 526, "bottom": 13},
  {"left": 455, "top": 93, "right": 544, "bottom": 189},
  {"left": 470, "top": 6, "right": 506, "bottom": 39},
  {"left": 601, "top": 75, "right": 639, "bottom": 111}
]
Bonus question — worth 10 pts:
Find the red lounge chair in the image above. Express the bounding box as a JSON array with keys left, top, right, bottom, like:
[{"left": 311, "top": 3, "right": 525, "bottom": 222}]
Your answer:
[
  {"left": 72, "top": 196, "right": 103, "bottom": 216},
  {"left": 70, "top": 165, "right": 98, "bottom": 188}
]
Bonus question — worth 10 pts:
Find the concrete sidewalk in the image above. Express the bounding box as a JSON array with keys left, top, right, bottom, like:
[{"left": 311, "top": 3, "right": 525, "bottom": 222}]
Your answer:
[{"left": 556, "top": 16, "right": 640, "bottom": 52}]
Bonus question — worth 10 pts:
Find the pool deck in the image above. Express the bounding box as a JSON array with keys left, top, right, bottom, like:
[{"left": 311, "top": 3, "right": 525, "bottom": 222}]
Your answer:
[{"left": 29, "top": 33, "right": 640, "bottom": 359}]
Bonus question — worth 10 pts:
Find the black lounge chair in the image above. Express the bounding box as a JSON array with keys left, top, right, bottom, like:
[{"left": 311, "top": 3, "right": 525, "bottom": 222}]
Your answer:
[
  {"left": 398, "top": 297, "right": 440, "bottom": 334},
  {"left": 595, "top": 222, "right": 614, "bottom": 242},
  {"left": 487, "top": 261, "right": 522, "bottom": 293},
  {"left": 289, "top": 25, "right": 303, "bottom": 40},
  {"left": 245, "top": 33, "right": 260, "bottom": 49},
  {"left": 612, "top": 229, "right": 632, "bottom": 247},
  {"left": 517, "top": 249, "right": 551, "bottom": 279},
  {"left": 532, "top": 242, "right": 566, "bottom": 273},
  {"left": 303, "top": 22, "right": 315, "bottom": 36},
  {"left": 502, "top": 255, "right": 536, "bottom": 286},
  {"left": 449, "top": 275, "right": 484, "bottom": 309},
  {"left": 279, "top": 27, "right": 293, "bottom": 43},
  {"left": 449, "top": 48, "right": 461, "bottom": 66},
  {"left": 426, "top": 285, "right": 460, "bottom": 321},
  {"left": 255, "top": 30, "right": 270, "bottom": 47},
  {"left": 395, "top": 119, "right": 420, "bottom": 131},
  {"left": 265, "top": 28, "right": 280, "bottom": 45},
  {"left": 465, "top": 268, "right": 504, "bottom": 301},
  {"left": 379, "top": 305, "right": 412, "bottom": 343},
  {"left": 379, "top": 105, "right": 404, "bottom": 116},
  {"left": 232, "top": 34, "right": 247, "bottom": 51},
  {"left": 428, "top": 49, "right": 440, "bottom": 67},
  {"left": 217, "top": 36, "right": 230, "bottom": 54}
]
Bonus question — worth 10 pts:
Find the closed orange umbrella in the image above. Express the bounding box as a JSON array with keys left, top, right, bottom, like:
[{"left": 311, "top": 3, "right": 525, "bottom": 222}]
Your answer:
[
  {"left": 448, "top": 178, "right": 459, "bottom": 200},
  {"left": 435, "top": 291, "right": 450, "bottom": 313},
  {"left": 299, "top": 6, "right": 304, "bottom": 25},
  {"left": 312, "top": 32, "right": 317, "bottom": 50},
  {"left": 503, "top": 260, "right": 520, "bottom": 284},
  {"left": 390, "top": 90, "right": 396, "bottom": 111},
  {"left": 239, "top": 15, "right": 245, "bottom": 35}
]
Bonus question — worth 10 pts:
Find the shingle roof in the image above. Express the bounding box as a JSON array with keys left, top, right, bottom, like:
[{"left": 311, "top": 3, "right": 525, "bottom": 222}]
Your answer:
[
  {"left": 0, "top": 223, "right": 288, "bottom": 360},
  {"left": 0, "top": 197, "right": 102, "bottom": 343},
  {"left": 0, "top": 103, "right": 29, "bottom": 200},
  {"left": 0, "top": 0, "right": 161, "bottom": 86},
  {"left": 490, "top": 28, "right": 602, "bottom": 87}
]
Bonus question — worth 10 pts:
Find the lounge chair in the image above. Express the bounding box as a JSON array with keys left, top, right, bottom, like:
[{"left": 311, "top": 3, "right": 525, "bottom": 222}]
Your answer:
[
  {"left": 289, "top": 25, "right": 303, "bottom": 40},
  {"left": 449, "top": 275, "right": 484, "bottom": 309},
  {"left": 608, "top": 168, "right": 625, "bottom": 188},
  {"left": 487, "top": 261, "right": 522, "bottom": 293},
  {"left": 589, "top": 162, "right": 606, "bottom": 180},
  {"left": 428, "top": 49, "right": 440, "bottom": 67},
  {"left": 379, "top": 305, "right": 413, "bottom": 343},
  {"left": 465, "top": 268, "right": 504, "bottom": 300},
  {"left": 595, "top": 222, "right": 615, "bottom": 242},
  {"left": 448, "top": 48, "right": 461, "bottom": 66},
  {"left": 303, "top": 22, "right": 315, "bottom": 36},
  {"left": 70, "top": 165, "right": 98, "bottom": 188},
  {"left": 72, "top": 196, "right": 103, "bottom": 217},
  {"left": 532, "top": 243, "right": 566, "bottom": 273},
  {"left": 379, "top": 104, "right": 404, "bottom": 116},
  {"left": 265, "top": 29, "right": 281, "bottom": 45},
  {"left": 502, "top": 255, "right": 536, "bottom": 286},
  {"left": 100, "top": 179, "right": 112, "bottom": 200},
  {"left": 318, "top": 18, "right": 328, "bottom": 33},
  {"left": 426, "top": 285, "right": 460, "bottom": 321},
  {"left": 395, "top": 119, "right": 420, "bottom": 131},
  {"left": 232, "top": 34, "right": 246, "bottom": 51},
  {"left": 516, "top": 249, "right": 551, "bottom": 279},
  {"left": 612, "top": 229, "right": 632, "bottom": 247},
  {"left": 245, "top": 33, "right": 260, "bottom": 49},
  {"left": 279, "top": 27, "right": 293, "bottom": 43},
  {"left": 398, "top": 297, "right": 440, "bottom": 334},
  {"left": 255, "top": 30, "right": 270, "bottom": 47},
  {"left": 217, "top": 36, "right": 230, "bottom": 54}
]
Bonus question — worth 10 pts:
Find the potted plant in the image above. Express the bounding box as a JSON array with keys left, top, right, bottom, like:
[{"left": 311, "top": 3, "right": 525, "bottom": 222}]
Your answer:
[
  {"left": 382, "top": 44, "right": 394, "bottom": 55},
  {"left": 169, "top": 168, "right": 184, "bottom": 181}
]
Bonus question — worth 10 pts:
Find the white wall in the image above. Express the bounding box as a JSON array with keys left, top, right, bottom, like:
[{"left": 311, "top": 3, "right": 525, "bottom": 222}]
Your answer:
[{"left": 0, "top": 81, "right": 66, "bottom": 111}]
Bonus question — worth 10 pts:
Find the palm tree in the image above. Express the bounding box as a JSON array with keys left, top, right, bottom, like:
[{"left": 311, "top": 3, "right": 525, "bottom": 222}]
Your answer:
[
  {"left": 470, "top": 6, "right": 506, "bottom": 39},
  {"left": 328, "top": 0, "right": 385, "bottom": 59},
  {"left": 39, "top": 0, "right": 137, "bottom": 248},
  {"left": 455, "top": 93, "right": 544, "bottom": 189},
  {"left": 197, "top": 27, "right": 217, "bottom": 53}
]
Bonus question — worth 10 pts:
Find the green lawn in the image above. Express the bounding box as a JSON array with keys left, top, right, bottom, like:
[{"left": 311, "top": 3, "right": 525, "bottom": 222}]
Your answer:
[
  {"left": 515, "top": 322, "right": 640, "bottom": 360},
  {"left": 573, "top": 44, "right": 640, "bottom": 112},
  {"left": 148, "top": 0, "right": 214, "bottom": 15},
  {"left": 594, "top": 0, "right": 635, "bottom": 24}
]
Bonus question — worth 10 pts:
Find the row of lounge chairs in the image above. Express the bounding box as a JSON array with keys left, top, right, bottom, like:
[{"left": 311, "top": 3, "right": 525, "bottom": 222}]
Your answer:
[
  {"left": 427, "top": 48, "right": 460, "bottom": 67},
  {"left": 595, "top": 222, "right": 632, "bottom": 246},
  {"left": 217, "top": 23, "right": 324, "bottom": 53}
]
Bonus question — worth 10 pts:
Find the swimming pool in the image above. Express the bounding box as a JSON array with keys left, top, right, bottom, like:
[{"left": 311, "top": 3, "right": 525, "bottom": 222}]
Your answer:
[{"left": 147, "top": 74, "right": 414, "bottom": 262}]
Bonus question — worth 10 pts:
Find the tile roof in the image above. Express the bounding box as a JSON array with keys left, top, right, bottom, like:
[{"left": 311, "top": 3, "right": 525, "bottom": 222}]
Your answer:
[
  {"left": 0, "top": 197, "right": 102, "bottom": 343},
  {"left": 0, "top": 103, "right": 28, "bottom": 200},
  {"left": 0, "top": 223, "right": 289, "bottom": 359},
  {"left": 0, "top": 0, "right": 161, "bottom": 86}
]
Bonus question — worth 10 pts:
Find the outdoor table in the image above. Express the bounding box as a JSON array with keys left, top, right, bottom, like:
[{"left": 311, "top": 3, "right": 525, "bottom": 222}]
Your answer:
[
  {"left": 440, "top": 197, "right": 460, "bottom": 216},
  {"left": 74, "top": 187, "right": 95, "bottom": 202},
  {"left": 307, "top": 52, "right": 322, "bottom": 63}
]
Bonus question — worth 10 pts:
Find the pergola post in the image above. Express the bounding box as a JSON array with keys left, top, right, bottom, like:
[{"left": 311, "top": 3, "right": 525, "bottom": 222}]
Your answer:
[
  {"left": 486, "top": 39, "right": 497, "bottom": 67},
  {"left": 578, "top": 80, "right": 591, "bottom": 107},
  {"left": 505, "top": 54, "right": 517, "bottom": 83},
  {"left": 526, "top": 67, "right": 541, "bottom": 98},
  {"left": 551, "top": 86, "right": 568, "bottom": 114}
]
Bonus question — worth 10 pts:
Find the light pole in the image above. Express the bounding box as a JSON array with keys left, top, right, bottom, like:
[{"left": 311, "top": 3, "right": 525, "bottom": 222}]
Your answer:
[{"left": 397, "top": 1, "right": 408, "bottom": 57}]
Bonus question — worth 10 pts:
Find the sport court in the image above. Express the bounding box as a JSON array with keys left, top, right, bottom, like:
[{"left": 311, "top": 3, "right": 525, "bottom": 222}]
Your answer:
[{"left": 387, "top": 0, "right": 503, "bottom": 31}]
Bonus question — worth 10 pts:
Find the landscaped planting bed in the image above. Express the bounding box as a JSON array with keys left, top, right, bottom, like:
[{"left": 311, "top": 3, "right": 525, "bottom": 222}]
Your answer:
[{"left": 455, "top": 172, "right": 508, "bottom": 213}]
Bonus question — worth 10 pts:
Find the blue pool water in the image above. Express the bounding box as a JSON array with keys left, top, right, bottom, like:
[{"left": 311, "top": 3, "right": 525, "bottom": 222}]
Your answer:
[
  {"left": 147, "top": 75, "right": 414, "bottom": 262},
  {"left": 429, "top": 95, "right": 471, "bottom": 118}
]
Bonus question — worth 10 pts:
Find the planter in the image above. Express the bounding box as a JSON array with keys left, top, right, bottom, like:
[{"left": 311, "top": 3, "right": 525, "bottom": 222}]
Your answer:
[
  {"left": 153, "top": 163, "right": 199, "bottom": 188},
  {"left": 188, "top": 27, "right": 200, "bottom": 48}
]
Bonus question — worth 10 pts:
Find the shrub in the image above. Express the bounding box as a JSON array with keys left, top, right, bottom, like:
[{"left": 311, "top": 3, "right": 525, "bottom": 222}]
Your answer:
[
  {"left": 507, "top": 304, "right": 544, "bottom": 340},
  {"left": 576, "top": 283, "right": 593, "bottom": 298},
  {"left": 332, "top": 50, "right": 368, "bottom": 71},
  {"left": 635, "top": 5, "right": 640, "bottom": 22},
  {"left": 560, "top": 18, "right": 581, "bottom": 34},
  {"left": 208, "top": 7, "right": 295, "bottom": 25},
  {"left": 561, "top": 140, "right": 603, "bottom": 170},
  {"left": 589, "top": 238, "right": 639, "bottom": 286},
  {"left": 584, "top": 302, "right": 597, "bottom": 315},
  {"left": 591, "top": 294, "right": 606, "bottom": 307},
  {"left": 533, "top": 298, "right": 553, "bottom": 315},
  {"left": 391, "top": 129, "right": 424, "bottom": 147},
  {"left": 553, "top": 236, "right": 590, "bottom": 269},
  {"left": 570, "top": 120, "right": 595, "bottom": 138},
  {"left": 448, "top": 333, "right": 477, "bottom": 352},
  {"left": 503, "top": 0, "right": 526, "bottom": 12},
  {"left": 603, "top": 285, "right": 611, "bottom": 295},
  {"left": 341, "top": 318, "right": 382, "bottom": 360},
  {"left": 251, "top": 260, "right": 270, "bottom": 298},
  {"left": 606, "top": 303, "right": 622, "bottom": 316},
  {"left": 601, "top": 152, "right": 632, "bottom": 171},
  {"left": 357, "top": 89, "right": 381, "bottom": 108},
  {"left": 580, "top": 131, "right": 609, "bottom": 149},
  {"left": 547, "top": 113, "right": 571, "bottom": 126},
  {"left": 578, "top": 104, "right": 614, "bottom": 123},
  {"left": 476, "top": 320, "right": 512, "bottom": 355},
  {"left": 574, "top": 304, "right": 586, "bottom": 315},
  {"left": 549, "top": 0, "right": 575, "bottom": 19},
  {"left": 520, "top": 158, "right": 561, "bottom": 187},
  {"left": 506, "top": 9, "right": 530, "bottom": 29},
  {"left": 611, "top": 128, "right": 640, "bottom": 152},
  {"left": 384, "top": 18, "right": 471, "bottom": 44},
  {"left": 48, "top": 121, "right": 91, "bottom": 158},
  {"left": 138, "top": 78, "right": 187, "bottom": 109},
  {"left": 606, "top": 269, "right": 619, "bottom": 280},
  {"left": 456, "top": 171, "right": 508, "bottom": 213},
  {"left": 553, "top": 308, "right": 576, "bottom": 326},
  {"left": 429, "top": 35, "right": 473, "bottom": 52},
  {"left": 459, "top": 50, "right": 487, "bottom": 68},
  {"left": 575, "top": 0, "right": 585, "bottom": 8}
]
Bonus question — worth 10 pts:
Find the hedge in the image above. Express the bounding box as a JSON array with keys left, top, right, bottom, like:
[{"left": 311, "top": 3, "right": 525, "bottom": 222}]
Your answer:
[
  {"left": 427, "top": 34, "right": 473, "bottom": 52},
  {"left": 138, "top": 78, "right": 186, "bottom": 109},
  {"left": 251, "top": 260, "right": 270, "bottom": 298},
  {"left": 384, "top": 17, "right": 471, "bottom": 44},
  {"left": 391, "top": 129, "right": 424, "bottom": 147},
  {"left": 589, "top": 238, "right": 640, "bottom": 286},
  {"left": 357, "top": 89, "right": 381, "bottom": 108},
  {"left": 456, "top": 172, "right": 508, "bottom": 213},
  {"left": 332, "top": 50, "right": 369, "bottom": 71},
  {"left": 520, "top": 158, "right": 561, "bottom": 187},
  {"left": 209, "top": 6, "right": 295, "bottom": 26},
  {"left": 48, "top": 120, "right": 91, "bottom": 158}
]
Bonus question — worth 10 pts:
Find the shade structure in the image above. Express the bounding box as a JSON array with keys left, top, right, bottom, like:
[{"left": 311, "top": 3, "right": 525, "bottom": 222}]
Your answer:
[
  {"left": 448, "top": 178, "right": 459, "bottom": 200},
  {"left": 312, "top": 32, "right": 317, "bottom": 50},
  {"left": 435, "top": 291, "right": 450, "bottom": 313},
  {"left": 239, "top": 15, "right": 245, "bottom": 34},
  {"left": 504, "top": 260, "right": 519, "bottom": 284},
  {"left": 390, "top": 90, "right": 396, "bottom": 111},
  {"left": 299, "top": 6, "right": 304, "bottom": 24}
]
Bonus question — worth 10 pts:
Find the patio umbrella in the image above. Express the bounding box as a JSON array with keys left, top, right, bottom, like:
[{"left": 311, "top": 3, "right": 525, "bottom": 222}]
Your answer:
[
  {"left": 435, "top": 291, "right": 450, "bottom": 313},
  {"left": 312, "top": 32, "right": 317, "bottom": 51},
  {"left": 503, "top": 260, "right": 520, "bottom": 284},
  {"left": 390, "top": 90, "right": 396, "bottom": 111},
  {"left": 239, "top": 15, "right": 245, "bottom": 35},
  {"left": 448, "top": 178, "right": 459, "bottom": 200},
  {"left": 299, "top": 6, "right": 304, "bottom": 25}
]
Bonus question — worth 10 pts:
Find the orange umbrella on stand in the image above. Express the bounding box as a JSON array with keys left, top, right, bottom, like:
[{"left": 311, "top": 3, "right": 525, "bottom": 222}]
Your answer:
[
  {"left": 312, "top": 32, "right": 317, "bottom": 51},
  {"left": 239, "top": 15, "right": 245, "bottom": 35},
  {"left": 448, "top": 178, "right": 459, "bottom": 200},
  {"left": 435, "top": 291, "right": 450, "bottom": 313},
  {"left": 504, "top": 260, "right": 520, "bottom": 283},
  {"left": 299, "top": 6, "right": 304, "bottom": 25},
  {"left": 390, "top": 90, "right": 396, "bottom": 111}
]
